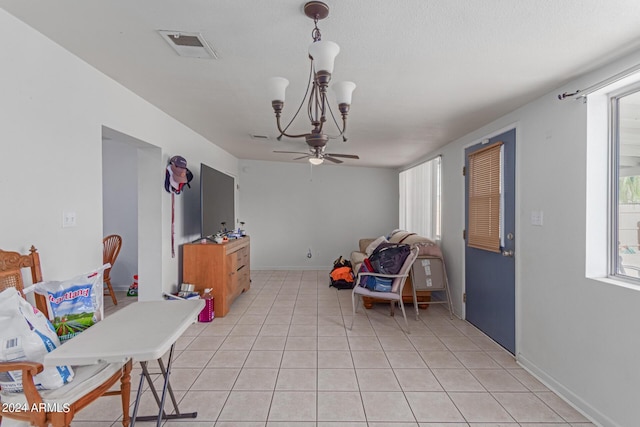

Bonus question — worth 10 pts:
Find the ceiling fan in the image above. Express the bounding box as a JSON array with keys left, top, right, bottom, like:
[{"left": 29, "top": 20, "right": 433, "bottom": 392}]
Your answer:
[{"left": 274, "top": 146, "right": 359, "bottom": 165}]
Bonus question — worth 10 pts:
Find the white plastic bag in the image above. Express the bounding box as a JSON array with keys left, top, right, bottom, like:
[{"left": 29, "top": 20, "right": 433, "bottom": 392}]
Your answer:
[
  {"left": 0, "top": 288, "right": 74, "bottom": 392},
  {"left": 34, "top": 265, "right": 106, "bottom": 343}
]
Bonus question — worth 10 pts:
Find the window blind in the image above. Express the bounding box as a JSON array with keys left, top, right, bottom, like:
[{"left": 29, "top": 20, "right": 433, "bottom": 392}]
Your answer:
[
  {"left": 399, "top": 156, "right": 441, "bottom": 240},
  {"left": 468, "top": 141, "right": 503, "bottom": 252}
]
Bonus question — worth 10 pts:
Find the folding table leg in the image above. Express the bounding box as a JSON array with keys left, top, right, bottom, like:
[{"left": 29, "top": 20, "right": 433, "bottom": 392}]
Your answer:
[
  {"left": 157, "top": 356, "right": 181, "bottom": 415},
  {"left": 129, "top": 362, "right": 147, "bottom": 426},
  {"left": 130, "top": 344, "right": 198, "bottom": 426}
]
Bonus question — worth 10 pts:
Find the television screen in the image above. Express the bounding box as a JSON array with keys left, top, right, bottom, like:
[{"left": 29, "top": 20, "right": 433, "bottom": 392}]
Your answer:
[{"left": 200, "top": 163, "right": 235, "bottom": 238}]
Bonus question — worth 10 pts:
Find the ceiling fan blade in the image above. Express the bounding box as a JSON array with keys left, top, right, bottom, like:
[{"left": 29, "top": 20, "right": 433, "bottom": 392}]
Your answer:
[
  {"left": 325, "top": 153, "right": 360, "bottom": 159},
  {"left": 273, "top": 150, "right": 309, "bottom": 155},
  {"left": 293, "top": 155, "right": 310, "bottom": 160},
  {"left": 324, "top": 156, "right": 344, "bottom": 164}
]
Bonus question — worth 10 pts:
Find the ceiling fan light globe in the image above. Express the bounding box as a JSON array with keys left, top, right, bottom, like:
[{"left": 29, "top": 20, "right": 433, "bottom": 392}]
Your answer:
[
  {"left": 308, "top": 40, "right": 340, "bottom": 74},
  {"left": 333, "top": 81, "right": 356, "bottom": 105},
  {"left": 268, "top": 77, "right": 289, "bottom": 102},
  {"left": 309, "top": 157, "right": 324, "bottom": 165}
]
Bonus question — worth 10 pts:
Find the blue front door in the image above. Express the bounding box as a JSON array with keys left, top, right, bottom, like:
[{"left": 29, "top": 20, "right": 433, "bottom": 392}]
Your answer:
[{"left": 464, "top": 128, "right": 516, "bottom": 354}]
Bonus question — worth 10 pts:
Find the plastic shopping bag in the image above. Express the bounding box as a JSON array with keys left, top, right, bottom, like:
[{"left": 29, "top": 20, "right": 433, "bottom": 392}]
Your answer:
[
  {"left": 35, "top": 265, "right": 107, "bottom": 343},
  {"left": 0, "top": 288, "right": 74, "bottom": 392}
]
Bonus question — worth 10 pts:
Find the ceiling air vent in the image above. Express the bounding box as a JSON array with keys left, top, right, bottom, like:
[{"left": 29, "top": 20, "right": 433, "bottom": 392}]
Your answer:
[
  {"left": 250, "top": 134, "right": 271, "bottom": 141},
  {"left": 158, "top": 30, "right": 218, "bottom": 59}
]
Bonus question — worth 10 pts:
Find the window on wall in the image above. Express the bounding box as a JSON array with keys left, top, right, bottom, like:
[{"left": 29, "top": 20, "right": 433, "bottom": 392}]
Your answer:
[
  {"left": 399, "top": 156, "right": 441, "bottom": 240},
  {"left": 612, "top": 86, "right": 640, "bottom": 281},
  {"left": 467, "top": 142, "right": 503, "bottom": 253}
]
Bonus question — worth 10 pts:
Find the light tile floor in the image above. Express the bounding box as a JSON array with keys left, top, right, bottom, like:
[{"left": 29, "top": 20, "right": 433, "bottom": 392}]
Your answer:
[{"left": 78, "top": 271, "right": 594, "bottom": 426}]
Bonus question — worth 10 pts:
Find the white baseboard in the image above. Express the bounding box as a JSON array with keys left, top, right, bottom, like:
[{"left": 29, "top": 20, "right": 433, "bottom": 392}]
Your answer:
[{"left": 517, "top": 354, "right": 615, "bottom": 427}]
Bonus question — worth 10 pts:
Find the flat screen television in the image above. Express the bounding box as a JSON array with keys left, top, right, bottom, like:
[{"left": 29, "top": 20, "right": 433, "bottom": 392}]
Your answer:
[{"left": 200, "top": 163, "right": 235, "bottom": 238}]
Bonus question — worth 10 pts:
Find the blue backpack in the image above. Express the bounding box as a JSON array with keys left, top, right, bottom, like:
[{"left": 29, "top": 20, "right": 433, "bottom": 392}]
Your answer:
[{"left": 358, "top": 259, "right": 394, "bottom": 292}]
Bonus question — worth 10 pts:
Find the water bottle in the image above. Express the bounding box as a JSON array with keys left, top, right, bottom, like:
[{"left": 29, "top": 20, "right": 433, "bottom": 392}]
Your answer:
[{"left": 198, "top": 288, "right": 214, "bottom": 322}]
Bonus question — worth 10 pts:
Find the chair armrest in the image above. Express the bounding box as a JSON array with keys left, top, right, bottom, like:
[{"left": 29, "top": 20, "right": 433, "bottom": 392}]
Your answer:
[
  {"left": 356, "top": 271, "right": 409, "bottom": 280},
  {"left": 0, "top": 361, "right": 44, "bottom": 376},
  {"left": 0, "top": 361, "right": 46, "bottom": 424}
]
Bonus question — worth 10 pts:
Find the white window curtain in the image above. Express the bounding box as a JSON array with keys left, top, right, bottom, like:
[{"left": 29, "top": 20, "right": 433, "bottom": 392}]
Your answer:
[{"left": 399, "top": 156, "right": 441, "bottom": 240}]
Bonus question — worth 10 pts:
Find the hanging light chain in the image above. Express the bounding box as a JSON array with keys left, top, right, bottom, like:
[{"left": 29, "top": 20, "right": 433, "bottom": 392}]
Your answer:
[
  {"left": 311, "top": 16, "right": 322, "bottom": 42},
  {"left": 308, "top": 13, "right": 326, "bottom": 134}
]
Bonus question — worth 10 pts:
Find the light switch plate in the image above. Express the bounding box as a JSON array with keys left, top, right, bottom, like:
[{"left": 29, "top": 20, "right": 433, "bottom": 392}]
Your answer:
[
  {"left": 531, "top": 210, "right": 543, "bottom": 226},
  {"left": 62, "top": 211, "right": 77, "bottom": 228}
]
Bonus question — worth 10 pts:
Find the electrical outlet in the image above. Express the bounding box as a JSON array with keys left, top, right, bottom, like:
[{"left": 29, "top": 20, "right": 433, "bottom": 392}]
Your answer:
[{"left": 62, "top": 211, "right": 77, "bottom": 228}]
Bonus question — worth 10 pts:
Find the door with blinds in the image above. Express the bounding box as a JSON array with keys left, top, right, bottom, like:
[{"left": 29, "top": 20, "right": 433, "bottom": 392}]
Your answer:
[{"left": 464, "top": 128, "right": 516, "bottom": 354}]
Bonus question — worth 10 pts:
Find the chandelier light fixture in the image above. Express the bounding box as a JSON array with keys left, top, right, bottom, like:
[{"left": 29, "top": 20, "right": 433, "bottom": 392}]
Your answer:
[{"left": 268, "top": 1, "right": 356, "bottom": 165}]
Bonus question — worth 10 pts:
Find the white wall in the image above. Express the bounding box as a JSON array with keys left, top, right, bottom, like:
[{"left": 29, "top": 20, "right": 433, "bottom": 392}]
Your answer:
[
  {"left": 419, "top": 52, "right": 640, "bottom": 427},
  {"left": 239, "top": 160, "right": 398, "bottom": 269},
  {"left": 102, "top": 138, "right": 138, "bottom": 290},
  {"left": 0, "top": 9, "right": 238, "bottom": 298}
]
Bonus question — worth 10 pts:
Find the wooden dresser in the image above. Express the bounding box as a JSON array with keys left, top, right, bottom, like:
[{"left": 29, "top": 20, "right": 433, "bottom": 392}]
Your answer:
[{"left": 182, "top": 236, "right": 250, "bottom": 317}]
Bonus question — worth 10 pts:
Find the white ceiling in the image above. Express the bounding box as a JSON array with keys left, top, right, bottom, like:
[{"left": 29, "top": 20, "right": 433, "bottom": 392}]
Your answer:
[{"left": 3, "top": 0, "right": 640, "bottom": 168}]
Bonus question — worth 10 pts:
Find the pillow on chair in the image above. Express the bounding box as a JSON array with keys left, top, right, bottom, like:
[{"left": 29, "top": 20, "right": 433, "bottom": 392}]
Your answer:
[{"left": 365, "top": 236, "right": 387, "bottom": 256}]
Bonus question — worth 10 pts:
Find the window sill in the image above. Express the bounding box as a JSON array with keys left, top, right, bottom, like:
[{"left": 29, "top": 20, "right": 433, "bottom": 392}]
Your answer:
[{"left": 589, "top": 276, "right": 640, "bottom": 292}]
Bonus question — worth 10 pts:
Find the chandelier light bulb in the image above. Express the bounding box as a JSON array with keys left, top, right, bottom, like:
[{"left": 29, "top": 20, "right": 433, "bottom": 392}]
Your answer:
[
  {"left": 309, "top": 157, "right": 324, "bottom": 165},
  {"left": 268, "top": 77, "right": 289, "bottom": 102},
  {"left": 308, "top": 40, "right": 340, "bottom": 74},
  {"left": 333, "top": 81, "right": 356, "bottom": 105}
]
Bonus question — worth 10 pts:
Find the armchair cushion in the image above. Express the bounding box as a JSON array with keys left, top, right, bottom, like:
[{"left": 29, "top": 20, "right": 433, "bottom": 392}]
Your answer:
[
  {"left": 365, "top": 236, "right": 387, "bottom": 256},
  {"left": 1, "top": 362, "right": 124, "bottom": 406},
  {"left": 358, "top": 238, "right": 376, "bottom": 253},
  {"left": 388, "top": 231, "right": 442, "bottom": 257},
  {"left": 349, "top": 251, "right": 367, "bottom": 275}
]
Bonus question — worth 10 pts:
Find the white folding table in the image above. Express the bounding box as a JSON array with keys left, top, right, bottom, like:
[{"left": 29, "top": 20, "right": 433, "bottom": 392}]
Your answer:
[{"left": 43, "top": 299, "right": 205, "bottom": 426}]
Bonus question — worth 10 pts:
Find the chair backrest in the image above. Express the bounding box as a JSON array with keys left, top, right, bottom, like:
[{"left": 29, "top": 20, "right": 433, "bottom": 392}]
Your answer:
[
  {"left": 391, "top": 246, "right": 420, "bottom": 293},
  {"left": 0, "top": 245, "right": 48, "bottom": 315},
  {"left": 103, "top": 234, "right": 122, "bottom": 273}
]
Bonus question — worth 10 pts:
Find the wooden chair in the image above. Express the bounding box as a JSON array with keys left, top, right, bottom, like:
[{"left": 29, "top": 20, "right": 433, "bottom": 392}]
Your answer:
[
  {"left": 0, "top": 246, "right": 132, "bottom": 427},
  {"left": 103, "top": 234, "right": 122, "bottom": 305},
  {"left": 0, "top": 245, "right": 48, "bottom": 316}
]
